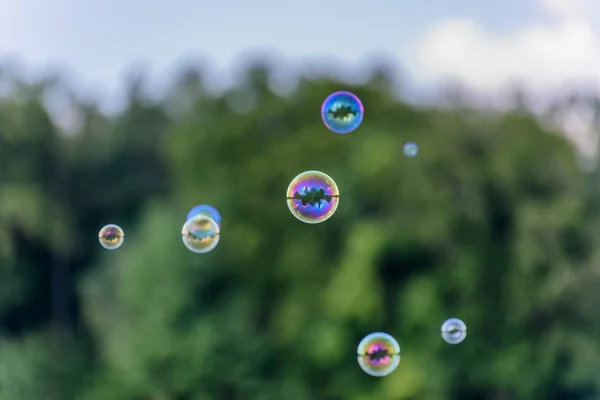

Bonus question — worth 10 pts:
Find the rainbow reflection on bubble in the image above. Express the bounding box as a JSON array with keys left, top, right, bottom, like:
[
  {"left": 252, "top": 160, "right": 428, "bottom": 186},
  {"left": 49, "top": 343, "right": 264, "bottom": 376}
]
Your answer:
[
  {"left": 356, "top": 332, "right": 401, "bottom": 377},
  {"left": 186, "top": 204, "right": 221, "bottom": 226},
  {"left": 321, "top": 91, "right": 364, "bottom": 134},
  {"left": 286, "top": 170, "right": 340, "bottom": 224}
]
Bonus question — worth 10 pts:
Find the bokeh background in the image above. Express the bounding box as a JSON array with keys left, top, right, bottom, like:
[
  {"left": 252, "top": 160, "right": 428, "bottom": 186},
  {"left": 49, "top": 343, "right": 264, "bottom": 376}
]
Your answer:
[{"left": 2, "top": 0, "right": 600, "bottom": 399}]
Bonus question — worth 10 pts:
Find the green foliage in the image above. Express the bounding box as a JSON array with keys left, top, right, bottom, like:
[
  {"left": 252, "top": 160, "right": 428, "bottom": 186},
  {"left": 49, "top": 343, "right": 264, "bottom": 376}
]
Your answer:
[
  {"left": 0, "top": 60, "right": 599, "bottom": 399},
  {"left": 0, "top": 332, "right": 92, "bottom": 400}
]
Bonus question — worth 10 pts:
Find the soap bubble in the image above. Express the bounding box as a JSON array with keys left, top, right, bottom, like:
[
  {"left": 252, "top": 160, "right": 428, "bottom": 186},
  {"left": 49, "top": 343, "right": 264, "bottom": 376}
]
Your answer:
[
  {"left": 286, "top": 170, "right": 339, "bottom": 224},
  {"left": 186, "top": 204, "right": 221, "bottom": 226},
  {"left": 441, "top": 318, "right": 467, "bottom": 344},
  {"left": 321, "top": 91, "right": 364, "bottom": 134},
  {"left": 181, "top": 215, "right": 220, "bottom": 254},
  {"left": 403, "top": 142, "right": 418, "bottom": 157},
  {"left": 98, "top": 224, "right": 124, "bottom": 250},
  {"left": 357, "top": 332, "right": 401, "bottom": 377}
]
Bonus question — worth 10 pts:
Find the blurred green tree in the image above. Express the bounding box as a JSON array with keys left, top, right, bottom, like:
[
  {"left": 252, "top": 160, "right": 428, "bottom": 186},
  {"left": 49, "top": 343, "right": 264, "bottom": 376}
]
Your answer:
[{"left": 0, "top": 61, "right": 599, "bottom": 400}]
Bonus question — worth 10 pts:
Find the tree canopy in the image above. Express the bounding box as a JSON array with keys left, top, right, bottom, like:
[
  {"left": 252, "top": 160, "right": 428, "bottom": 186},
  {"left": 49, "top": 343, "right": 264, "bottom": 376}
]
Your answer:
[{"left": 0, "top": 60, "right": 599, "bottom": 400}]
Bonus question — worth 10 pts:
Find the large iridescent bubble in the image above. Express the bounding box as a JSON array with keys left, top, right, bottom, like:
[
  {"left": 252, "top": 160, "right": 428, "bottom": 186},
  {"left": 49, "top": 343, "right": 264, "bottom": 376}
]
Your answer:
[
  {"left": 286, "top": 170, "right": 340, "bottom": 224},
  {"left": 357, "top": 332, "right": 401, "bottom": 377},
  {"left": 321, "top": 91, "right": 364, "bottom": 134}
]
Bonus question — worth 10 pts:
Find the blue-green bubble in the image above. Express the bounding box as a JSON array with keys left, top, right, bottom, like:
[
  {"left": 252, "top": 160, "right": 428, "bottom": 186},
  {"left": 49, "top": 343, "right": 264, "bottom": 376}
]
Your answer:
[
  {"left": 186, "top": 204, "right": 221, "bottom": 226},
  {"left": 441, "top": 318, "right": 467, "bottom": 344},
  {"left": 403, "top": 142, "right": 418, "bottom": 157},
  {"left": 321, "top": 91, "right": 364, "bottom": 134}
]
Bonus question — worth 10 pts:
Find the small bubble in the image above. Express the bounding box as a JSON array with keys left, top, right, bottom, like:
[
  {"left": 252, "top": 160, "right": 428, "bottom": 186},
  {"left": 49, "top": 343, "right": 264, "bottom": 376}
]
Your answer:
[
  {"left": 186, "top": 204, "right": 221, "bottom": 226},
  {"left": 403, "top": 142, "right": 418, "bottom": 157},
  {"left": 356, "top": 332, "right": 401, "bottom": 377},
  {"left": 286, "top": 170, "right": 340, "bottom": 224},
  {"left": 181, "top": 215, "right": 220, "bottom": 254},
  {"left": 321, "top": 91, "right": 364, "bottom": 134},
  {"left": 441, "top": 318, "right": 467, "bottom": 344},
  {"left": 98, "top": 224, "right": 124, "bottom": 250}
]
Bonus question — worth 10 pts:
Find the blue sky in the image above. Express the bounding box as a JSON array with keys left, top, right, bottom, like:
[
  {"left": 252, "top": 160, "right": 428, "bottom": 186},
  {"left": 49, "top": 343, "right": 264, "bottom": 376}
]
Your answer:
[{"left": 0, "top": 0, "right": 598, "bottom": 106}]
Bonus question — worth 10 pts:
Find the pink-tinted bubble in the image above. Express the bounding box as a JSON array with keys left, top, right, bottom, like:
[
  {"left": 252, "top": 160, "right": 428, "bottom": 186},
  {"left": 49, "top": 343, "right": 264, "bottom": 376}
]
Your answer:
[{"left": 356, "top": 332, "right": 401, "bottom": 377}]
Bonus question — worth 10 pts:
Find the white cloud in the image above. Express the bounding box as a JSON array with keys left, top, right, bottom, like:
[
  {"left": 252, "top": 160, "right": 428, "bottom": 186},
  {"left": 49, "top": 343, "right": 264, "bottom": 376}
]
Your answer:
[
  {"left": 410, "top": 0, "right": 600, "bottom": 93},
  {"left": 409, "top": 0, "right": 600, "bottom": 159},
  {"left": 540, "top": 0, "right": 593, "bottom": 17}
]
